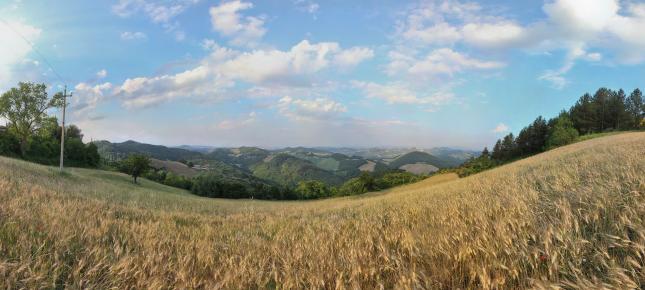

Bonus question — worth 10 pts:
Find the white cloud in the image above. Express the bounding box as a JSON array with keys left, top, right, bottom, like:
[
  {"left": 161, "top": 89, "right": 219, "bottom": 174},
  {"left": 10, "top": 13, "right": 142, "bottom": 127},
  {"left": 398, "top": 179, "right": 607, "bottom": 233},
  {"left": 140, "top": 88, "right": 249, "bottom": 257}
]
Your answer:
[
  {"left": 278, "top": 96, "right": 347, "bottom": 121},
  {"left": 294, "top": 0, "right": 319, "bottom": 15},
  {"left": 112, "top": 0, "right": 197, "bottom": 40},
  {"left": 0, "top": 20, "right": 41, "bottom": 88},
  {"left": 408, "top": 48, "right": 504, "bottom": 76},
  {"left": 209, "top": 0, "right": 266, "bottom": 47},
  {"left": 217, "top": 111, "right": 256, "bottom": 129},
  {"left": 352, "top": 81, "right": 454, "bottom": 107},
  {"left": 105, "top": 40, "right": 367, "bottom": 109},
  {"left": 492, "top": 123, "right": 509, "bottom": 133},
  {"left": 394, "top": 0, "right": 645, "bottom": 87},
  {"left": 96, "top": 69, "right": 108, "bottom": 79},
  {"left": 120, "top": 31, "right": 147, "bottom": 40},
  {"left": 333, "top": 47, "right": 374, "bottom": 68},
  {"left": 112, "top": 0, "right": 197, "bottom": 23},
  {"left": 386, "top": 48, "right": 504, "bottom": 79},
  {"left": 72, "top": 82, "right": 113, "bottom": 115},
  {"left": 461, "top": 22, "right": 525, "bottom": 48}
]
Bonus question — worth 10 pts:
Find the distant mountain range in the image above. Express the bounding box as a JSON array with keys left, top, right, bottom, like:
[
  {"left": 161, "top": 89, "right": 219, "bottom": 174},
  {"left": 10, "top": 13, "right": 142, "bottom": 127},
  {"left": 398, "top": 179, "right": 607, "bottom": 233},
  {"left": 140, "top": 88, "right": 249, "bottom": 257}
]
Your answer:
[{"left": 95, "top": 140, "right": 477, "bottom": 188}]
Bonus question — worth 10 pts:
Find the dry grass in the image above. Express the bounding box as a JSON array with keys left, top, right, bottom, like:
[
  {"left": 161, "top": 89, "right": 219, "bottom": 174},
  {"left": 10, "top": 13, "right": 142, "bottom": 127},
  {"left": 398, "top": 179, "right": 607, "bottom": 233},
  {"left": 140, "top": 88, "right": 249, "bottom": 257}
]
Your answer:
[{"left": 0, "top": 132, "right": 644, "bottom": 289}]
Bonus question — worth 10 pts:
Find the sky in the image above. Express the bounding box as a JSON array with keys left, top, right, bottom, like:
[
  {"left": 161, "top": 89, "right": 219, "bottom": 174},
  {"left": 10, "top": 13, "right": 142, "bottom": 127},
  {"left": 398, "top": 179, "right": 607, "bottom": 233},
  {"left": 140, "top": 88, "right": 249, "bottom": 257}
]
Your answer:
[{"left": 1, "top": 0, "right": 644, "bottom": 149}]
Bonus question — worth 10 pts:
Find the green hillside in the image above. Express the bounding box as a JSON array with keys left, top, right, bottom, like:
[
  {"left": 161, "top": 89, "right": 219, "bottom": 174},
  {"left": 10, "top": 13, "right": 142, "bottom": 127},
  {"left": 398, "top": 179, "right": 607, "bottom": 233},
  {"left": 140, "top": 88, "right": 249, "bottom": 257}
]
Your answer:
[
  {"left": 388, "top": 151, "right": 453, "bottom": 169},
  {"left": 205, "top": 147, "right": 270, "bottom": 169},
  {"left": 95, "top": 140, "right": 202, "bottom": 161},
  {"left": 251, "top": 153, "right": 344, "bottom": 186}
]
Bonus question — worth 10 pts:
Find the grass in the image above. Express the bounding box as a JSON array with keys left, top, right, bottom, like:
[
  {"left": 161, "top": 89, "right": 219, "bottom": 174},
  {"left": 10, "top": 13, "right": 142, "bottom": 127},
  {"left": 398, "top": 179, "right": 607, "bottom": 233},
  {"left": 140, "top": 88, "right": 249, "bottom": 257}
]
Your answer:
[{"left": 0, "top": 132, "right": 644, "bottom": 288}]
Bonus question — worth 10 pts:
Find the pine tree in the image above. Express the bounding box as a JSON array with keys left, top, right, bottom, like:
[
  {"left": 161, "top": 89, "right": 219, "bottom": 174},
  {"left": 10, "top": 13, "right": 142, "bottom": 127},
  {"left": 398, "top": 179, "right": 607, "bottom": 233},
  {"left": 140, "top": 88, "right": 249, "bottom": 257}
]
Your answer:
[
  {"left": 491, "top": 139, "right": 502, "bottom": 161},
  {"left": 626, "top": 88, "right": 643, "bottom": 129},
  {"left": 570, "top": 93, "right": 595, "bottom": 134}
]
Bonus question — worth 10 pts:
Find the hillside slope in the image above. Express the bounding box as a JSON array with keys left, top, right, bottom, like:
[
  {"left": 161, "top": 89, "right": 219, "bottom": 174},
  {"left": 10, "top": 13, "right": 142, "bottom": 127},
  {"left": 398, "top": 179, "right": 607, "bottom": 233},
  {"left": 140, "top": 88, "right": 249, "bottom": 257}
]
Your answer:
[
  {"left": 1, "top": 132, "right": 644, "bottom": 288},
  {"left": 388, "top": 151, "right": 453, "bottom": 170}
]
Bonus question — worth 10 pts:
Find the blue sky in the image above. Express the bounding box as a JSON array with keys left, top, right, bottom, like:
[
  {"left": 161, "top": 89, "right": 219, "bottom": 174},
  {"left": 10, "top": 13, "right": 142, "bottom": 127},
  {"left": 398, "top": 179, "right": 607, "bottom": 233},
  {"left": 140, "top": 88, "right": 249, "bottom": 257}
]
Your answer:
[{"left": 1, "top": 0, "right": 644, "bottom": 149}]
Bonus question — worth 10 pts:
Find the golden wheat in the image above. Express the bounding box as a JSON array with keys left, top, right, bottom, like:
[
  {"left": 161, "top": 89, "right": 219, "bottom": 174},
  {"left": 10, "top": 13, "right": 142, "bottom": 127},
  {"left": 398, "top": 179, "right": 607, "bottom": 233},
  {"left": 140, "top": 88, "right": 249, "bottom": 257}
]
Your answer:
[{"left": 0, "top": 132, "right": 643, "bottom": 289}]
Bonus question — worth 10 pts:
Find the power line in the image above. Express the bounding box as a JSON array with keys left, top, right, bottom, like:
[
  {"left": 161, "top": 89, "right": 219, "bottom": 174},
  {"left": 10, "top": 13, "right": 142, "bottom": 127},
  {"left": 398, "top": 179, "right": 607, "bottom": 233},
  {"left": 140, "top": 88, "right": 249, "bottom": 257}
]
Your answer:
[{"left": 0, "top": 17, "right": 66, "bottom": 85}]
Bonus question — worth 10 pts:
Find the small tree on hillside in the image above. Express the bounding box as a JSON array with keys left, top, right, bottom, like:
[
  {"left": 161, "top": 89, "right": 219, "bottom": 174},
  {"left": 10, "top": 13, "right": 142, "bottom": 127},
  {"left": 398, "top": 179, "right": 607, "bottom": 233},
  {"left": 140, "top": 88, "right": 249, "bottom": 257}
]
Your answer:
[
  {"left": 546, "top": 114, "right": 579, "bottom": 149},
  {"left": 0, "top": 82, "right": 64, "bottom": 156},
  {"left": 122, "top": 154, "right": 150, "bottom": 184}
]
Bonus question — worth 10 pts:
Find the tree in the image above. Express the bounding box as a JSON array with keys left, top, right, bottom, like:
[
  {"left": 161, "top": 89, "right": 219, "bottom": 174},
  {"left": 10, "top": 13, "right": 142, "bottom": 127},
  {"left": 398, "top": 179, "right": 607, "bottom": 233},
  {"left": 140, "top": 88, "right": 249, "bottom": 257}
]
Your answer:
[
  {"left": 592, "top": 88, "right": 613, "bottom": 132},
  {"left": 491, "top": 139, "right": 503, "bottom": 161},
  {"left": 295, "top": 180, "right": 331, "bottom": 199},
  {"left": 570, "top": 93, "right": 596, "bottom": 134},
  {"left": 500, "top": 133, "right": 516, "bottom": 161},
  {"left": 0, "top": 82, "right": 64, "bottom": 156},
  {"left": 546, "top": 113, "right": 579, "bottom": 149},
  {"left": 626, "top": 89, "right": 643, "bottom": 129},
  {"left": 481, "top": 147, "right": 490, "bottom": 158},
  {"left": 122, "top": 154, "right": 151, "bottom": 184}
]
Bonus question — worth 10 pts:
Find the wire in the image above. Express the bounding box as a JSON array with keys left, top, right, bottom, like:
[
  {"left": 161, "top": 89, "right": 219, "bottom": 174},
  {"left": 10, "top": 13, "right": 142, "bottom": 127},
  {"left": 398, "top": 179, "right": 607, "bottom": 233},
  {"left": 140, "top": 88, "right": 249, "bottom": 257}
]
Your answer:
[{"left": 0, "top": 17, "right": 67, "bottom": 85}]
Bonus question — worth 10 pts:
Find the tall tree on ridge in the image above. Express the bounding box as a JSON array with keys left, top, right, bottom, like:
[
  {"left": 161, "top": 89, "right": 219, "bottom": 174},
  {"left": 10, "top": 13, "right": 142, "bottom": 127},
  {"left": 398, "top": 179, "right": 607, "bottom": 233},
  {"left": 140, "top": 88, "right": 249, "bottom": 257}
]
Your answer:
[{"left": 0, "top": 82, "right": 64, "bottom": 156}]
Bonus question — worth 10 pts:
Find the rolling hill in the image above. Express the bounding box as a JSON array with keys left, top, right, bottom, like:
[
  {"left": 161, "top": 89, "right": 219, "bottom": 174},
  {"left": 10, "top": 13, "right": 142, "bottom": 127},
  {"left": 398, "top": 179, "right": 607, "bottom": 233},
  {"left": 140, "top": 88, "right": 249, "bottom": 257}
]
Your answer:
[
  {"left": 95, "top": 140, "right": 202, "bottom": 161},
  {"left": 251, "top": 153, "right": 345, "bottom": 186},
  {"left": 1, "top": 132, "right": 643, "bottom": 288},
  {"left": 387, "top": 151, "right": 453, "bottom": 173}
]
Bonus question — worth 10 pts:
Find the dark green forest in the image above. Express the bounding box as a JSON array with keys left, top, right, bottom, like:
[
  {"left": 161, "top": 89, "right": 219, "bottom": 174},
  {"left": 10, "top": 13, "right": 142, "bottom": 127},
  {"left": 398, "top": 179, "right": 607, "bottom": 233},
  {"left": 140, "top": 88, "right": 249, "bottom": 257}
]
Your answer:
[{"left": 456, "top": 88, "right": 644, "bottom": 177}]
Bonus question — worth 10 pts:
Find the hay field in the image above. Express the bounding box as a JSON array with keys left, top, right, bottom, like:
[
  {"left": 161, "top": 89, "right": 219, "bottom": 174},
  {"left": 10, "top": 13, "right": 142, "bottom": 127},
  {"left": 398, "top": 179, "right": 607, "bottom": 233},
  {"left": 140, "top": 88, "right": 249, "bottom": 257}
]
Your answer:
[{"left": 0, "top": 133, "right": 643, "bottom": 289}]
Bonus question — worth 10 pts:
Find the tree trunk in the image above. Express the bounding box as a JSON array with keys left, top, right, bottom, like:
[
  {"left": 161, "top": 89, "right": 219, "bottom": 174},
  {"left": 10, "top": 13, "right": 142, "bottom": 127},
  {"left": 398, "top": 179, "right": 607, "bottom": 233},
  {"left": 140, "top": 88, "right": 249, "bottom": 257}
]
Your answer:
[{"left": 19, "top": 138, "right": 28, "bottom": 157}]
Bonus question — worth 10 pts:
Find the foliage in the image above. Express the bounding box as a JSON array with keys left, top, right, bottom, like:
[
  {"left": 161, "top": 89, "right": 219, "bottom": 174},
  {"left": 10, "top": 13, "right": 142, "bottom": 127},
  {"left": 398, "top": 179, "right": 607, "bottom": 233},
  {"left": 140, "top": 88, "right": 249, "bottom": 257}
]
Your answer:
[
  {"left": 455, "top": 147, "right": 497, "bottom": 177},
  {"left": 471, "top": 87, "right": 644, "bottom": 176},
  {"left": 251, "top": 154, "right": 344, "bottom": 187},
  {"left": 121, "top": 154, "right": 151, "bottom": 184},
  {"left": 0, "top": 82, "right": 64, "bottom": 156},
  {"left": 294, "top": 180, "right": 332, "bottom": 199},
  {"left": 545, "top": 113, "right": 579, "bottom": 149},
  {"left": 191, "top": 173, "right": 291, "bottom": 199},
  {"left": 388, "top": 151, "right": 453, "bottom": 169}
]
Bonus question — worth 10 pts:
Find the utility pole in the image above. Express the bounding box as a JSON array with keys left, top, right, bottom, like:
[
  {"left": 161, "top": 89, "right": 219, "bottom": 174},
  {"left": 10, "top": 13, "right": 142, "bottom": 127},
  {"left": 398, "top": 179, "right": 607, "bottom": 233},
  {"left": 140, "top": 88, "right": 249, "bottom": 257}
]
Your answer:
[{"left": 59, "top": 86, "right": 71, "bottom": 172}]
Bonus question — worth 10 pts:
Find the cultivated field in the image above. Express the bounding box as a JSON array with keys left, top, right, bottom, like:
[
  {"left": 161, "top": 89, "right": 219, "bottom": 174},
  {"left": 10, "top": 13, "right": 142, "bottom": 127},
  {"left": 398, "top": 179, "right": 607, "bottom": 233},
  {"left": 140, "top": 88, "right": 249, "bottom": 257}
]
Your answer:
[{"left": 0, "top": 133, "right": 643, "bottom": 289}]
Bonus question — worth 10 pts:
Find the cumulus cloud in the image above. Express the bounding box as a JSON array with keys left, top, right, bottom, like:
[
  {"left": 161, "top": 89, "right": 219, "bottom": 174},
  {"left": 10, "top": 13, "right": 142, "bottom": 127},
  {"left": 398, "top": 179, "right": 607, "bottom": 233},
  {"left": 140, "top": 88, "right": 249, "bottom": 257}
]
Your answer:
[
  {"left": 209, "top": 0, "right": 266, "bottom": 47},
  {"left": 72, "top": 82, "right": 113, "bottom": 116},
  {"left": 120, "top": 31, "right": 147, "bottom": 40},
  {"left": 96, "top": 69, "right": 108, "bottom": 79},
  {"left": 407, "top": 48, "right": 504, "bottom": 76},
  {"left": 277, "top": 96, "right": 347, "bottom": 121},
  {"left": 396, "top": 0, "right": 645, "bottom": 88},
  {"left": 94, "top": 40, "right": 369, "bottom": 109},
  {"left": 0, "top": 20, "right": 41, "bottom": 88},
  {"left": 333, "top": 47, "right": 375, "bottom": 68},
  {"left": 352, "top": 81, "right": 454, "bottom": 107},
  {"left": 492, "top": 123, "right": 509, "bottom": 133}
]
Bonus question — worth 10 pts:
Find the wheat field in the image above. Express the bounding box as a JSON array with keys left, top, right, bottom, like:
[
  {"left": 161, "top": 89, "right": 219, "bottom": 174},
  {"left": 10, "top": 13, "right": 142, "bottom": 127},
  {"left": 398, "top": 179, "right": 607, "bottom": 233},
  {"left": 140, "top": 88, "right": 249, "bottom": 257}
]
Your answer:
[{"left": 0, "top": 133, "right": 644, "bottom": 289}]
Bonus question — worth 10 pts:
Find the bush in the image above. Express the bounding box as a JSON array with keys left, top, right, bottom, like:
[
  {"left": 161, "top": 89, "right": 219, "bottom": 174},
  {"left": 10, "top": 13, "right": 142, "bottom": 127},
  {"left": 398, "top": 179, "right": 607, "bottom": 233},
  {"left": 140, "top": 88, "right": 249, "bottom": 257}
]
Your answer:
[
  {"left": 546, "top": 115, "right": 579, "bottom": 149},
  {"left": 294, "top": 180, "right": 331, "bottom": 199}
]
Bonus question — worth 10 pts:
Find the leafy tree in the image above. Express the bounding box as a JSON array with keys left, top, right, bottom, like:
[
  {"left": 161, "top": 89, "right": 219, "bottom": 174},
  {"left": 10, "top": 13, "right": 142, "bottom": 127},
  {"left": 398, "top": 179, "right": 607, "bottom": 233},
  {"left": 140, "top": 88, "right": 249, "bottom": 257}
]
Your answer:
[
  {"left": 546, "top": 113, "right": 579, "bottom": 149},
  {"left": 85, "top": 143, "right": 101, "bottom": 167},
  {"left": 0, "top": 130, "right": 20, "bottom": 156},
  {"left": 122, "top": 154, "right": 151, "bottom": 184},
  {"left": 0, "top": 82, "right": 64, "bottom": 156},
  {"left": 295, "top": 180, "right": 331, "bottom": 199}
]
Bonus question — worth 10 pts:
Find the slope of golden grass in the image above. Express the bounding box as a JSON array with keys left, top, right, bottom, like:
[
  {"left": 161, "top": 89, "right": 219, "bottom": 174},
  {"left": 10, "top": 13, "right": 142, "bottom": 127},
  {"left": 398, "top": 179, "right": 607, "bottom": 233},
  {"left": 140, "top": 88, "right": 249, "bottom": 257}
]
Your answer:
[{"left": 0, "top": 132, "right": 644, "bottom": 289}]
